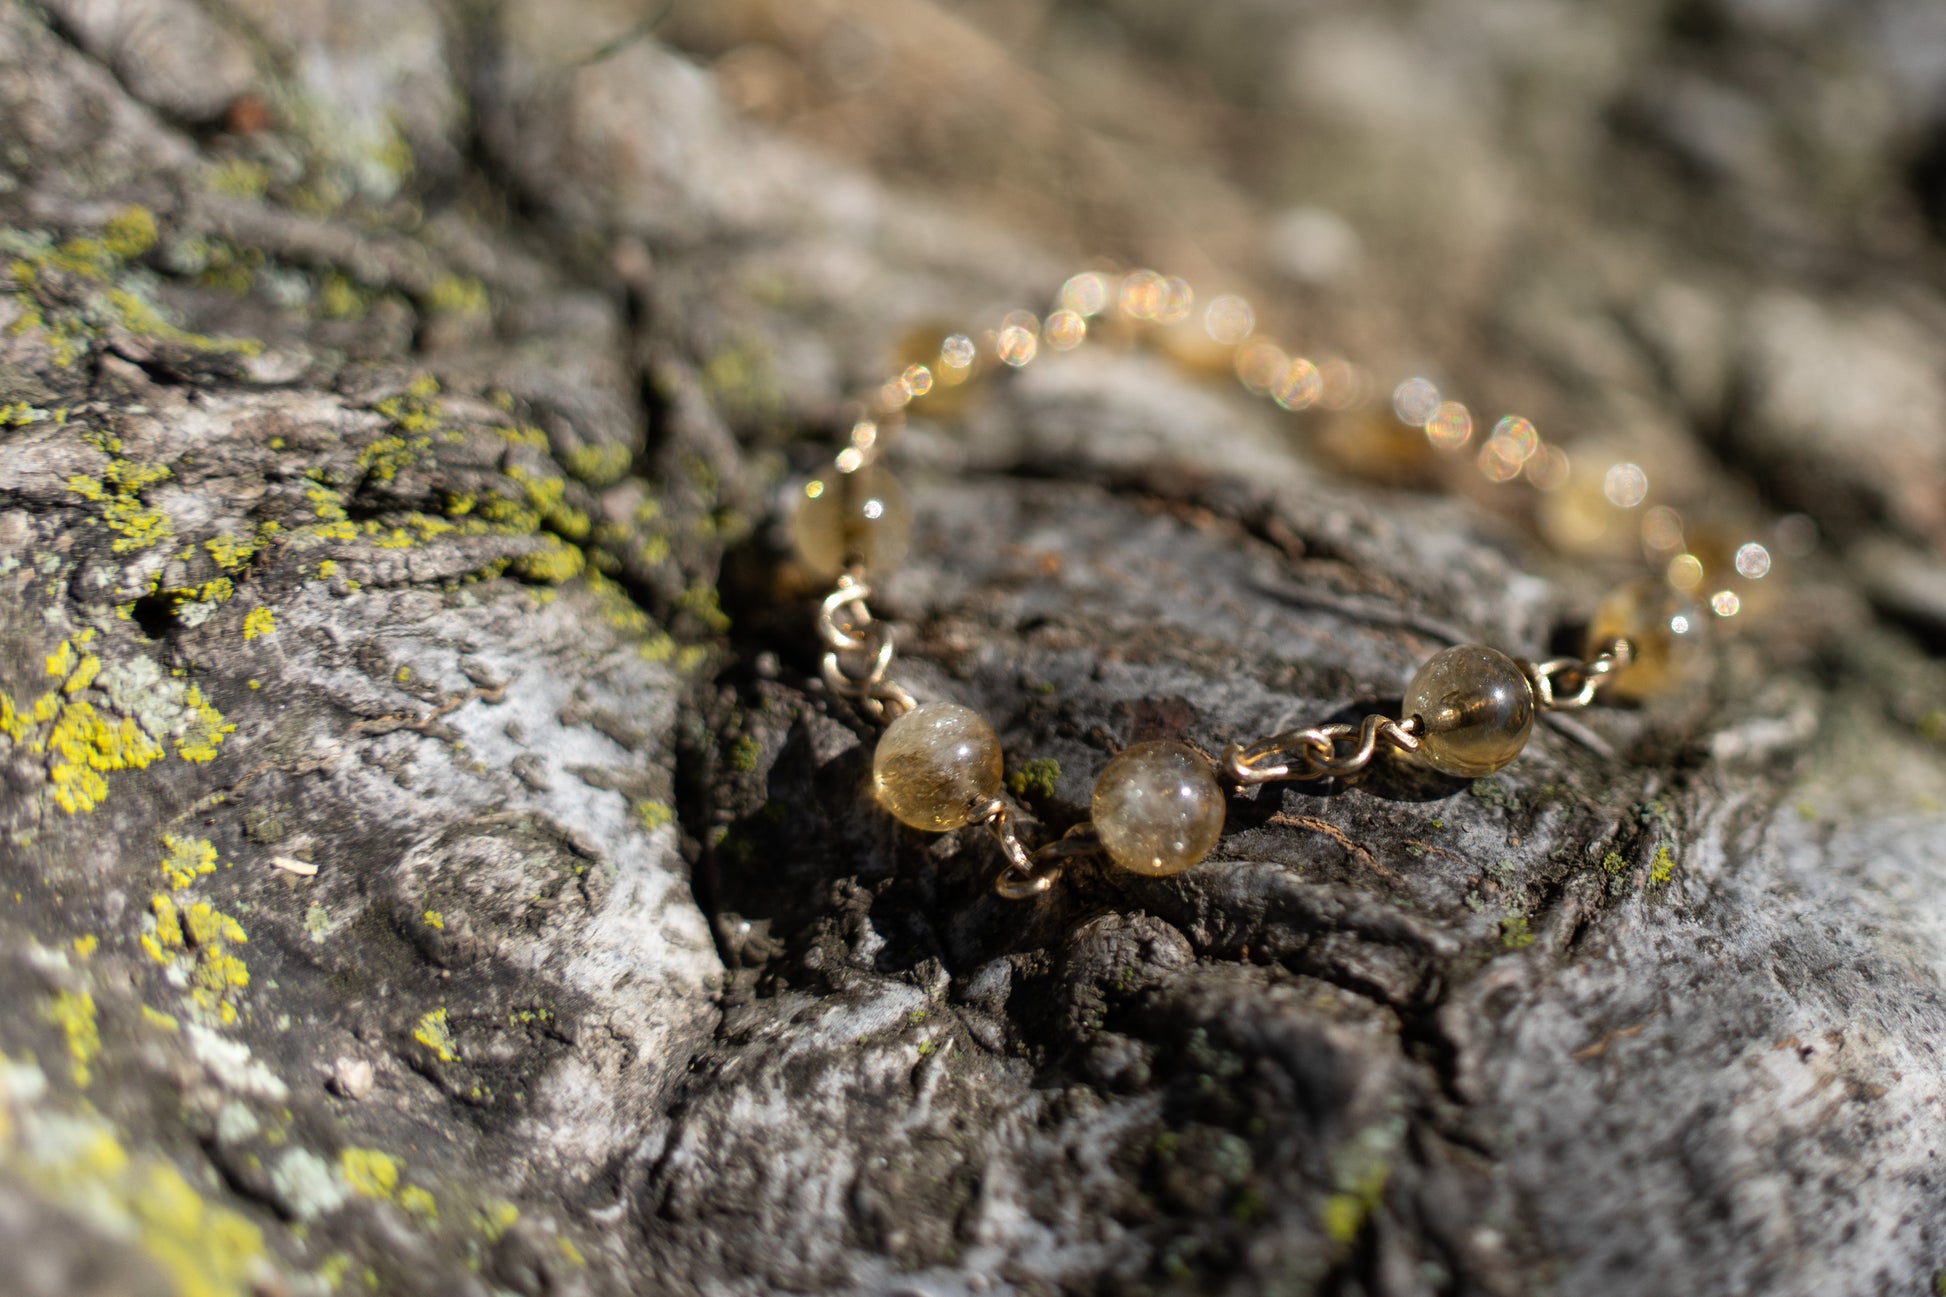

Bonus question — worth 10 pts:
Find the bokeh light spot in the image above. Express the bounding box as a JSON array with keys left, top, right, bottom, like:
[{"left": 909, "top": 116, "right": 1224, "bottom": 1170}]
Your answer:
[
  {"left": 1235, "top": 340, "right": 1289, "bottom": 394},
  {"left": 1058, "top": 272, "right": 1112, "bottom": 318},
  {"left": 1642, "top": 505, "right": 1684, "bottom": 553},
  {"left": 1272, "top": 357, "right": 1322, "bottom": 411},
  {"left": 1204, "top": 295, "right": 1255, "bottom": 345},
  {"left": 1477, "top": 440, "right": 1522, "bottom": 483},
  {"left": 1392, "top": 377, "right": 1440, "bottom": 427},
  {"left": 1119, "top": 269, "right": 1166, "bottom": 321},
  {"left": 1157, "top": 277, "right": 1194, "bottom": 325},
  {"left": 1487, "top": 416, "right": 1539, "bottom": 464},
  {"left": 1525, "top": 444, "right": 1571, "bottom": 490},
  {"left": 1425, "top": 401, "right": 1473, "bottom": 450},
  {"left": 1044, "top": 308, "right": 1086, "bottom": 351},
  {"left": 1604, "top": 462, "right": 1649, "bottom": 508},
  {"left": 1666, "top": 553, "right": 1704, "bottom": 591}
]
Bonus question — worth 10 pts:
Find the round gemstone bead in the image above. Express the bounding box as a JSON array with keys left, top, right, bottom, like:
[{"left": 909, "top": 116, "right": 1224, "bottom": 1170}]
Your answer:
[
  {"left": 1404, "top": 644, "right": 1535, "bottom": 778},
  {"left": 789, "top": 464, "right": 913, "bottom": 580},
  {"left": 1091, "top": 741, "right": 1226, "bottom": 877},
  {"left": 1586, "top": 577, "right": 1706, "bottom": 700},
  {"left": 872, "top": 703, "right": 1003, "bottom": 832}
]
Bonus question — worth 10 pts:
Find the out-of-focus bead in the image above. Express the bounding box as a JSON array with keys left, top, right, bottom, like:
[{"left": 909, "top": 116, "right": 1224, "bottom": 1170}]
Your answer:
[
  {"left": 1586, "top": 577, "right": 1706, "bottom": 700},
  {"left": 1405, "top": 645, "right": 1535, "bottom": 778},
  {"left": 1091, "top": 740, "right": 1225, "bottom": 877},
  {"left": 789, "top": 464, "right": 912, "bottom": 580},
  {"left": 872, "top": 703, "right": 1002, "bottom": 832}
]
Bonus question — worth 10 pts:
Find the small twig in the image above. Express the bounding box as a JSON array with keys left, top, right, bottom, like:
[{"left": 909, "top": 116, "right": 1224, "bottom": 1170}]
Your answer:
[
  {"left": 352, "top": 682, "right": 508, "bottom": 735},
  {"left": 1570, "top": 1022, "right": 1647, "bottom": 1061},
  {"left": 1268, "top": 812, "right": 1394, "bottom": 878},
  {"left": 1401, "top": 839, "right": 1469, "bottom": 866},
  {"left": 269, "top": 856, "right": 318, "bottom": 877}
]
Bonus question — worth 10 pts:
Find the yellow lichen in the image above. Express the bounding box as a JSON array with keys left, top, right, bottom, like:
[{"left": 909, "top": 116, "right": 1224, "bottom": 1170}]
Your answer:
[
  {"left": 146, "top": 889, "right": 249, "bottom": 1024},
  {"left": 413, "top": 1008, "right": 459, "bottom": 1063},
  {"left": 8, "top": 1117, "right": 270, "bottom": 1297},
  {"left": 151, "top": 893, "right": 184, "bottom": 948},
  {"left": 43, "top": 990, "right": 101, "bottom": 1086},
  {"left": 338, "top": 1148, "right": 399, "bottom": 1200},
  {"left": 205, "top": 158, "right": 269, "bottom": 200},
  {"left": 140, "top": 1004, "right": 179, "bottom": 1032},
  {"left": 422, "top": 910, "right": 444, "bottom": 930},
  {"left": 564, "top": 443, "right": 632, "bottom": 487},
  {"left": 424, "top": 276, "right": 489, "bottom": 317},
  {"left": 398, "top": 1185, "right": 438, "bottom": 1220},
  {"left": 44, "top": 698, "right": 167, "bottom": 814},
  {"left": 241, "top": 607, "right": 276, "bottom": 641},
  {"left": 174, "top": 685, "right": 235, "bottom": 763},
  {"left": 475, "top": 1201, "right": 520, "bottom": 1242},
  {"left": 65, "top": 454, "right": 174, "bottom": 552},
  {"left": 161, "top": 836, "right": 219, "bottom": 890},
  {"left": 72, "top": 934, "right": 99, "bottom": 958},
  {"left": 511, "top": 536, "right": 585, "bottom": 584},
  {"left": 204, "top": 534, "right": 259, "bottom": 570},
  {"left": 318, "top": 273, "right": 366, "bottom": 320}
]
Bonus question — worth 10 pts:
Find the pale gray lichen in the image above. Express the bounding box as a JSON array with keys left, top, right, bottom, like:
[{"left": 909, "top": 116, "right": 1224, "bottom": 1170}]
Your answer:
[{"left": 271, "top": 1147, "right": 350, "bottom": 1222}]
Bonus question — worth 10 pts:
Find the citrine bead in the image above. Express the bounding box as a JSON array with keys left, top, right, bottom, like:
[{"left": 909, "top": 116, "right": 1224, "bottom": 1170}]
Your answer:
[
  {"left": 1091, "top": 741, "right": 1226, "bottom": 877},
  {"left": 1404, "top": 645, "right": 1535, "bottom": 778},
  {"left": 872, "top": 703, "right": 1003, "bottom": 832},
  {"left": 1586, "top": 577, "right": 1706, "bottom": 700},
  {"left": 789, "top": 464, "right": 913, "bottom": 580}
]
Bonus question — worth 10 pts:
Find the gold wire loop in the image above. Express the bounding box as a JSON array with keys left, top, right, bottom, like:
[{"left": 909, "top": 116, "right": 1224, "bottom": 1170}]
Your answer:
[
  {"left": 1522, "top": 640, "right": 1635, "bottom": 711},
  {"left": 984, "top": 801, "right": 1087, "bottom": 900},
  {"left": 1223, "top": 713, "right": 1422, "bottom": 785},
  {"left": 817, "top": 577, "right": 876, "bottom": 654},
  {"left": 817, "top": 576, "right": 914, "bottom": 722}
]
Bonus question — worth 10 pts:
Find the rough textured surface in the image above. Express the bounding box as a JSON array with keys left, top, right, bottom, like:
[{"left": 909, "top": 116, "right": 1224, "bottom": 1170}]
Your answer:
[{"left": 2, "top": 2, "right": 1946, "bottom": 1295}]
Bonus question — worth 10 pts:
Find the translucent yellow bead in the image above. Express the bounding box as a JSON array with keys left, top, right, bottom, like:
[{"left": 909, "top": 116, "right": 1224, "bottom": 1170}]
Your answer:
[
  {"left": 872, "top": 703, "right": 1003, "bottom": 832},
  {"left": 1586, "top": 577, "right": 1706, "bottom": 700},
  {"left": 1404, "top": 645, "right": 1535, "bottom": 778},
  {"left": 789, "top": 464, "right": 913, "bottom": 580},
  {"left": 1091, "top": 741, "right": 1225, "bottom": 877}
]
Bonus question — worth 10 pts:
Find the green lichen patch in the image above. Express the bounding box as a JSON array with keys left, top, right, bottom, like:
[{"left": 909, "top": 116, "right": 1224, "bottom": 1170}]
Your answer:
[
  {"left": 5, "top": 209, "right": 260, "bottom": 369},
  {"left": 1006, "top": 757, "right": 1062, "bottom": 800}
]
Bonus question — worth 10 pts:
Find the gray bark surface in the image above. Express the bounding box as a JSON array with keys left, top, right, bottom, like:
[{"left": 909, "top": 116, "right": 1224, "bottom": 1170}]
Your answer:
[{"left": 2, "top": 2, "right": 1946, "bottom": 1295}]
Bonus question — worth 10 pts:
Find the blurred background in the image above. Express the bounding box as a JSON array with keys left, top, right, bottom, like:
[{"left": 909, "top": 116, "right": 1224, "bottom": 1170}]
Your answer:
[{"left": 644, "top": 0, "right": 1946, "bottom": 637}]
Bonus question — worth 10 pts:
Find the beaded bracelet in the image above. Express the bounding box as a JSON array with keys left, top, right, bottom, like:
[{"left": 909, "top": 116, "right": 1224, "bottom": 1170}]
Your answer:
[{"left": 785, "top": 268, "right": 1769, "bottom": 900}]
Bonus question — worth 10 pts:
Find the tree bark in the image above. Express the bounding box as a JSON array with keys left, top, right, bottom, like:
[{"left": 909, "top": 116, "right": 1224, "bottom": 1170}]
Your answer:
[{"left": 3, "top": 2, "right": 1946, "bottom": 1296}]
